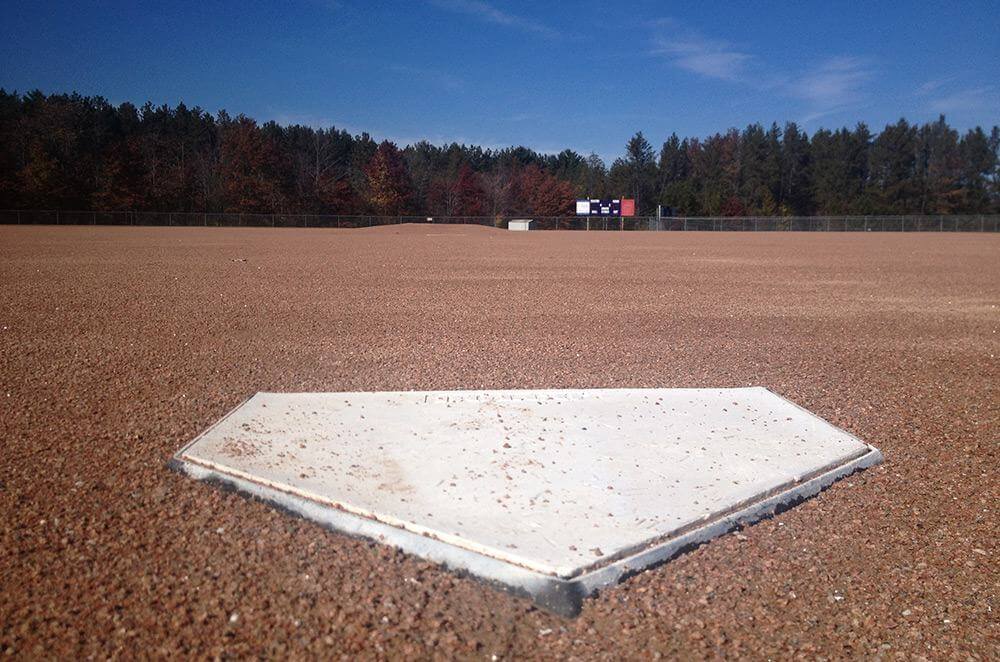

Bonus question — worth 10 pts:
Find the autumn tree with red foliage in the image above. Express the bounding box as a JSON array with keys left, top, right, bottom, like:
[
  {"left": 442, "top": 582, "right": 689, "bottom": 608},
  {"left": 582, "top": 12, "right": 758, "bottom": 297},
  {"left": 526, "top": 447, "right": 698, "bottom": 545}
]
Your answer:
[
  {"left": 721, "top": 195, "right": 747, "bottom": 217},
  {"left": 425, "top": 176, "right": 456, "bottom": 215},
  {"left": 92, "top": 134, "right": 145, "bottom": 210},
  {"left": 453, "top": 164, "right": 485, "bottom": 216},
  {"left": 514, "top": 165, "right": 575, "bottom": 217},
  {"left": 219, "top": 115, "right": 287, "bottom": 213},
  {"left": 364, "top": 141, "right": 412, "bottom": 214}
]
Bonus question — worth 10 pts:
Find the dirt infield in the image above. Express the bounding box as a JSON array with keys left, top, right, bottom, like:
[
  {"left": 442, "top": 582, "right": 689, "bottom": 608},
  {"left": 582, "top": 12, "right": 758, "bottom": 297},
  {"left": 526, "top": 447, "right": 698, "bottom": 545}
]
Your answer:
[{"left": 1, "top": 225, "right": 997, "bottom": 659}]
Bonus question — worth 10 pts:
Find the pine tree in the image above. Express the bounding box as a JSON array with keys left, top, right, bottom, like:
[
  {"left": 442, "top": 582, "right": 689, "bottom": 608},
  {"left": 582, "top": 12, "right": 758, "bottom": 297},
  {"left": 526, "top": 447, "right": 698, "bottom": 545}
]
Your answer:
[
  {"left": 916, "top": 116, "right": 962, "bottom": 213},
  {"left": 959, "top": 126, "right": 996, "bottom": 213},
  {"left": 622, "top": 132, "right": 657, "bottom": 213},
  {"left": 739, "top": 123, "right": 771, "bottom": 214},
  {"left": 869, "top": 119, "right": 918, "bottom": 213},
  {"left": 780, "top": 123, "right": 811, "bottom": 214}
]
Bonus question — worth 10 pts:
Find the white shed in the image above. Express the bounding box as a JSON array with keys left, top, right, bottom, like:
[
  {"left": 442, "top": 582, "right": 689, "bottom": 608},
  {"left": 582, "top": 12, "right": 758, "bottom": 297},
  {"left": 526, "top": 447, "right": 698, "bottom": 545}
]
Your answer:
[{"left": 508, "top": 219, "right": 532, "bottom": 231}]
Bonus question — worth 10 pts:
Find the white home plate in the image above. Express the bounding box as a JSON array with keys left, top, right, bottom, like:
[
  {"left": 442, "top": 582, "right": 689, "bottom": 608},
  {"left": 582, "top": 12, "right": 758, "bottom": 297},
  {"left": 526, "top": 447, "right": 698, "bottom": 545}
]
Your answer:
[{"left": 171, "top": 387, "right": 882, "bottom": 616}]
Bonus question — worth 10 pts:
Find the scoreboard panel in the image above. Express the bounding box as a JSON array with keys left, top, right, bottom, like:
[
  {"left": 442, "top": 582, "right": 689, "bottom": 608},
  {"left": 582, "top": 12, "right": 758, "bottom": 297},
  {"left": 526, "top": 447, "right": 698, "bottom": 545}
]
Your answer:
[
  {"left": 575, "top": 198, "right": 621, "bottom": 216},
  {"left": 576, "top": 198, "right": 634, "bottom": 216}
]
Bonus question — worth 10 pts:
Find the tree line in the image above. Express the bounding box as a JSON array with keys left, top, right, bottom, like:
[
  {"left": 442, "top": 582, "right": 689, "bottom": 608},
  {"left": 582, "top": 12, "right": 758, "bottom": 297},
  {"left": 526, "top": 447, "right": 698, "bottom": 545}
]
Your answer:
[{"left": 1, "top": 89, "right": 997, "bottom": 217}]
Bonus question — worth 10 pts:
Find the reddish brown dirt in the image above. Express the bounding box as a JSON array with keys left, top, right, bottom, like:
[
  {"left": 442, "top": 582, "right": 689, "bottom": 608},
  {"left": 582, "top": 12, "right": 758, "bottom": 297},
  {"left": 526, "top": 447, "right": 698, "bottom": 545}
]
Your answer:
[{"left": 1, "top": 225, "right": 997, "bottom": 659}]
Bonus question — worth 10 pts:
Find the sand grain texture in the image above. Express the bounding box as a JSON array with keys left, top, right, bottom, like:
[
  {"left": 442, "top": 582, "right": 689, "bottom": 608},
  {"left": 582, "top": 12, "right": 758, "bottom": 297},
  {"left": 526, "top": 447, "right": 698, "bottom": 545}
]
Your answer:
[{"left": 1, "top": 225, "right": 997, "bottom": 659}]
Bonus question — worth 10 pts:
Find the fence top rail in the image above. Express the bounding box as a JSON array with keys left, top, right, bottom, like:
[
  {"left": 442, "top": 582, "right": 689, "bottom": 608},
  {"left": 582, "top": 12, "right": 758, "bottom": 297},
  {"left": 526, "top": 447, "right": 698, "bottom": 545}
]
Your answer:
[{"left": 1, "top": 209, "right": 998, "bottom": 232}]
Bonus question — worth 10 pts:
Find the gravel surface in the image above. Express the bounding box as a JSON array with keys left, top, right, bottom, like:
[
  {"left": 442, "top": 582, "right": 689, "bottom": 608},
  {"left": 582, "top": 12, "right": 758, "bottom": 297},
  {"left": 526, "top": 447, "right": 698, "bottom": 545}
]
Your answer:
[{"left": 1, "top": 225, "right": 997, "bottom": 659}]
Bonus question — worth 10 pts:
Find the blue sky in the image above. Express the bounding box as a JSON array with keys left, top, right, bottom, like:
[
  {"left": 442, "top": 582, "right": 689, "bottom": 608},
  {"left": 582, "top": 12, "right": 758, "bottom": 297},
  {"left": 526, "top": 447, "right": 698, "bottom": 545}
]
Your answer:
[{"left": 2, "top": 1, "right": 998, "bottom": 161}]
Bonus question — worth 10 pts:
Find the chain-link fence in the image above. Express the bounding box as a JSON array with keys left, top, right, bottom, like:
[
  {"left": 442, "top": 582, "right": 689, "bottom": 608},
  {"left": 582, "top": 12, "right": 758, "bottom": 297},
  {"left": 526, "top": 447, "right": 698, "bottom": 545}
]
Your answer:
[
  {"left": 2, "top": 210, "right": 998, "bottom": 232},
  {"left": 0, "top": 210, "right": 499, "bottom": 228}
]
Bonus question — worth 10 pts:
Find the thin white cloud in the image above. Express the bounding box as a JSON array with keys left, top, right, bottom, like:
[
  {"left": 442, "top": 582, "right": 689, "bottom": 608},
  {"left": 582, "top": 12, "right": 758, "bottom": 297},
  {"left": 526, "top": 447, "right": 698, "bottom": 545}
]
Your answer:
[
  {"left": 786, "top": 56, "right": 873, "bottom": 114},
  {"left": 915, "top": 77, "right": 957, "bottom": 96},
  {"left": 651, "top": 31, "right": 751, "bottom": 81},
  {"left": 429, "top": 0, "right": 559, "bottom": 38},
  {"left": 927, "top": 86, "right": 998, "bottom": 114},
  {"left": 650, "top": 20, "right": 875, "bottom": 124},
  {"left": 912, "top": 77, "right": 998, "bottom": 115}
]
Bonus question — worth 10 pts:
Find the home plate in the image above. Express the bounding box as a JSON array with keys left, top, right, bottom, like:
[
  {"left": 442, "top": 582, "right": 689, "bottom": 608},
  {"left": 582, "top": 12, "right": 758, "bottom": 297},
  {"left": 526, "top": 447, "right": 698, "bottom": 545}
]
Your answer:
[{"left": 171, "top": 387, "right": 882, "bottom": 616}]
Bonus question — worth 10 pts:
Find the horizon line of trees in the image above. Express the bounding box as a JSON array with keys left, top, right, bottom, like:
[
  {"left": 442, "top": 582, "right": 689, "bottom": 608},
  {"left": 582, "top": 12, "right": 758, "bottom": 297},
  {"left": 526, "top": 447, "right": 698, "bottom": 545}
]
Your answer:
[{"left": 1, "top": 89, "right": 998, "bottom": 218}]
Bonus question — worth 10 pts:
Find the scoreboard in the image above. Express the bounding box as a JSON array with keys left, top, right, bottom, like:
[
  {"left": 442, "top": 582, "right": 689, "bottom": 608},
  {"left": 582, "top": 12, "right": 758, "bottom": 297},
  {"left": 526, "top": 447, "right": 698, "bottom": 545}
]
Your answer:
[
  {"left": 576, "top": 198, "right": 635, "bottom": 216},
  {"left": 583, "top": 198, "right": 620, "bottom": 216}
]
